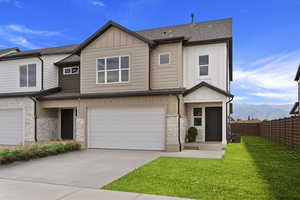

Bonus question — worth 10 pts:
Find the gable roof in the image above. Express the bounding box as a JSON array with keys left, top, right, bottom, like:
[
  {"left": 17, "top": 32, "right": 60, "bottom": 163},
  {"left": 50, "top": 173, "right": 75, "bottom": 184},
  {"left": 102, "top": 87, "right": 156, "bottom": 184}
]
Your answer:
[
  {"left": 55, "top": 54, "right": 80, "bottom": 66},
  {"left": 289, "top": 102, "right": 299, "bottom": 115},
  {"left": 0, "top": 44, "right": 78, "bottom": 61},
  {"left": 183, "top": 81, "right": 234, "bottom": 97},
  {"left": 294, "top": 64, "right": 300, "bottom": 81},
  {"left": 0, "top": 47, "right": 20, "bottom": 57},
  {"left": 73, "top": 21, "right": 156, "bottom": 54},
  {"left": 137, "top": 18, "right": 232, "bottom": 44}
]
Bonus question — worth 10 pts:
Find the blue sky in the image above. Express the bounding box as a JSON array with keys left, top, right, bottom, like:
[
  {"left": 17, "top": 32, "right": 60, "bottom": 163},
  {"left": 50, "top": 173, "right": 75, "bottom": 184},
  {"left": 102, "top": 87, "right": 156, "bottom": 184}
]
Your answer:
[{"left": 1, "top": 0, "right": 300, "bottom": 104}]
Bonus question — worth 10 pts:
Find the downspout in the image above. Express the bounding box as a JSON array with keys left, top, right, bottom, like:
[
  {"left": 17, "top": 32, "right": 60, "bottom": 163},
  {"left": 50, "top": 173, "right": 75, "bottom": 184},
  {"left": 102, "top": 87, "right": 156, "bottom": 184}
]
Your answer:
[
  {"left": 176, "top": 95, "right": 182, "bottom": 152},
  {"left": 29, "top": 96, "right": 38, "bottom": 142},
  {"left": 226, "top": 96, "right": 234, "bottom": 142},
  {"left": 148, "top": 48, "right": 151, "bottom": 90},
  {"left": 37, "top": 55, "right": 44, "bottom": 91}
]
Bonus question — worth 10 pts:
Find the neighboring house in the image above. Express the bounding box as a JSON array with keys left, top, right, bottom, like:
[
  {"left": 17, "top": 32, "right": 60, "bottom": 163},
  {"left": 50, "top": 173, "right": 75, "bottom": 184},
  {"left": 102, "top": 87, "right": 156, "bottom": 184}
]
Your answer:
[
  {"left": 0, "top": 18, "right": 233, "bottom": 152},
  {"left": 290, "top": 64, "right": 300, "bottom": 116}
]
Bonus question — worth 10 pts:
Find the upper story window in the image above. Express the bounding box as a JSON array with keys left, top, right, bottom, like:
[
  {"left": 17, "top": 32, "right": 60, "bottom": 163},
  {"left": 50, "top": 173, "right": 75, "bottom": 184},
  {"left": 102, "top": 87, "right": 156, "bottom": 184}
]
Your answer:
[
  {"left": 199, "top": 55, "right": 209, "bottom": 76},
  {"left": 63, "top": 66, "right": 79, "bottom": 75},
  {"left": 96, "top": 56, "right": 129, "bottom": 84},
  {"left": 193, "top": 107, "right": 202, "bottom": 126},
  {"left": 19, "top": 64, "right": 36, "bottom": 87},
  {"left": 159, "top": 53, "right": 170, "bottom": 65}
]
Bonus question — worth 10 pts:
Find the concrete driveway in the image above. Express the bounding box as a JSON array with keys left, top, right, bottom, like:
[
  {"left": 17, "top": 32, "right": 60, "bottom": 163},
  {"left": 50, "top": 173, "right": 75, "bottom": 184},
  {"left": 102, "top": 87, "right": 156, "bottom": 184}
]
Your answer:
[{"left": 0, "top": 149, "right": 161, "bottom": 188}]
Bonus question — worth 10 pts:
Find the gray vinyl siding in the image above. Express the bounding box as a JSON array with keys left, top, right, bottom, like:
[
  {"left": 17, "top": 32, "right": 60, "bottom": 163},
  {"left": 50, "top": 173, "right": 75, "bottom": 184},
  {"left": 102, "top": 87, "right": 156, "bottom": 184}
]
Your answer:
[
  {"left": 150, "top": 42, "right": 183, "bottom": 89},
  {"left": 80, "top": 26, "right": 149, "bottom": 94},
  {"left": 59, "top": 67, "right": 80, "bottom": 93}
]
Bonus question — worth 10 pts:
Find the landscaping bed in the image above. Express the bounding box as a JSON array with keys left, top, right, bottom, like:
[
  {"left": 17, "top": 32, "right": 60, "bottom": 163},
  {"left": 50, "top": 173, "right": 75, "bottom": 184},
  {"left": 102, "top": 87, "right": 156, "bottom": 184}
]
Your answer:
[
  {"left": 0, "top": 141, "right": 81, "bottom": 165},
  {"left": 103, "top": 136, "right": 300, "bottom": 200}
]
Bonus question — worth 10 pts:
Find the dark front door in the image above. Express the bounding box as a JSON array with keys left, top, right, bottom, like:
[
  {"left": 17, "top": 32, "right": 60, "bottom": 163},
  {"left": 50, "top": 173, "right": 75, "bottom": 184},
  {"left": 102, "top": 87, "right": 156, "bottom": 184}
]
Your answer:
[
  {"left": 61, "top": 109, "right": 74, "bottom": 140},
  {"left": 205, "top": 107, "right": 222, "bottom": 141}
]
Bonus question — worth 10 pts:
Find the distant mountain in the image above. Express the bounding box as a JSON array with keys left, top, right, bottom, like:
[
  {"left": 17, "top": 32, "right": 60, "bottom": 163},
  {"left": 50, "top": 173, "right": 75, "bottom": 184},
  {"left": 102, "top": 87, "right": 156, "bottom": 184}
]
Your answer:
[{"left": 232, "top": 103, "right": 294, "bottom": 120}]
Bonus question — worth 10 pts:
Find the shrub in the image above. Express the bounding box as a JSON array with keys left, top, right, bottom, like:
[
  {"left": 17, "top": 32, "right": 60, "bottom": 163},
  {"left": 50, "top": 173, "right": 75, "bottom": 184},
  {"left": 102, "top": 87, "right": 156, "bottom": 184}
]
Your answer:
[
  {"left": 186, "top": 127, "right": 198, "bottom": 143},
  {"left": 0, "top": 141, "right": 81, "bottom": 165}
]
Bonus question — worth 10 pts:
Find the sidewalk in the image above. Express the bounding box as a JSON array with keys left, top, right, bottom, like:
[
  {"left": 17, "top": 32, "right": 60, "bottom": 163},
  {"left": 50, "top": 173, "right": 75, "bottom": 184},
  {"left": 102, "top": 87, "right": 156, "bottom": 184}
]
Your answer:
[{"left": 0, "top": 178, "right": 193, "bottom": 200}]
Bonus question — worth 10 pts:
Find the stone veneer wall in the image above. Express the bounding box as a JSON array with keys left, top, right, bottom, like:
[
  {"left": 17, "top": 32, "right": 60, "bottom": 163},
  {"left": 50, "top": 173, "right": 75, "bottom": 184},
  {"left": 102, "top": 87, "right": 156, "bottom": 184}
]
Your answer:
[
  {"left": 75, "top": 118, "right": 86, "bottom": 147},
  {"left": 0, "top": 97, "right": 35, "bottom": 142},
  {"left": 37, "top": 118, "right": 58, "bottom": 141}
]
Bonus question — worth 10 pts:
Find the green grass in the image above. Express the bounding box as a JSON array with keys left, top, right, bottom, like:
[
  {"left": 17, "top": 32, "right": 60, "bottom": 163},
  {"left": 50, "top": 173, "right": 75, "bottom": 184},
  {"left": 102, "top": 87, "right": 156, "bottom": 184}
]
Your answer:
[{"left": 103, "top": 137, "right": 300, "bottom": 200}]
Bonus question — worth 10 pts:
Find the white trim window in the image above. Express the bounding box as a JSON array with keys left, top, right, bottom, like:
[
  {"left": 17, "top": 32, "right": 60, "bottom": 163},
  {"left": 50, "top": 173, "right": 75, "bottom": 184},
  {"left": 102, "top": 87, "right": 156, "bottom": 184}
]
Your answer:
[
  {"left": 159, "top": 53, "right": 170, "bottom": 65},
  {"left": 193, "top": 107, "right": 202, "bottom": 126},
  {"left": 96, "top": 56, "right": 129, "bottom": 84},
  {"left": 19, "top": 64, "right": 36, "bottom": 87},
  {"left": 199, "top": 55, "right": 209, "bottom": 76},
  {"left": 63, "top": 66, "right": 79, "bottom": 75}
]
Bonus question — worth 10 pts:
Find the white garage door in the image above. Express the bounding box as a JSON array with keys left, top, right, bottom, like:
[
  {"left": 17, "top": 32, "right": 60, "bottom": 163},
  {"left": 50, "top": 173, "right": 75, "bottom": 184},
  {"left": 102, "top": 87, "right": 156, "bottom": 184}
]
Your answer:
[
  {"left": 88, "top": 106, "right": 165, "bottom": 150},
  {"left": 0, "top": 109, "right": 23, "bottom": 145}
]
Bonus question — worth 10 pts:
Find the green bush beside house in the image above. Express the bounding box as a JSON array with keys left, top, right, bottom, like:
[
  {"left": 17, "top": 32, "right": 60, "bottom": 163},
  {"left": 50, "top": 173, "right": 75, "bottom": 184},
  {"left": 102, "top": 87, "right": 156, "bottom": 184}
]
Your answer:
[{"left": 0, "top": 141, "right": 81, "bottom": 165}]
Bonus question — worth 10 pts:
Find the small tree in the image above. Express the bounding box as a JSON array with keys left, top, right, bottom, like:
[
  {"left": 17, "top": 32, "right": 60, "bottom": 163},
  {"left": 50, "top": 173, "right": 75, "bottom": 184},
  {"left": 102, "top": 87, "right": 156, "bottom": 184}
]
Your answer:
[{"left": 186, "top": 127, "right": 198, "bottom": 143}]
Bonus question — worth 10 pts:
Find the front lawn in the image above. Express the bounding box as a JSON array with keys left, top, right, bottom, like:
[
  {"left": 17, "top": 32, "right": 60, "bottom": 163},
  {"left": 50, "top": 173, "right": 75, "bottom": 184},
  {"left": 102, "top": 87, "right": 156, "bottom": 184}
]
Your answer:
[{"left": 103, "top": 137, "right": 300, "bottom": 200}]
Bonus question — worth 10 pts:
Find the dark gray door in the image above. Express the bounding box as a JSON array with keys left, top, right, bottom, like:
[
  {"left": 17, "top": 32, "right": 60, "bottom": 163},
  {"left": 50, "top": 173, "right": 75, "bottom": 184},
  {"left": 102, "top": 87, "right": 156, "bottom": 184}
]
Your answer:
[
  {"left": 205, "top": 107, "right": 222, "bottom": 141},
  {"left": 61, "top": 109, "right": 74, "bottom": 140}
]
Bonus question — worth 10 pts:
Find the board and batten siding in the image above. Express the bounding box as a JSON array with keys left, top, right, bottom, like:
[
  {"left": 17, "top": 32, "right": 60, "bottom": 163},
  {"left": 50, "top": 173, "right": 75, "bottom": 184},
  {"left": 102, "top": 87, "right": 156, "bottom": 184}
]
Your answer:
[
  {"left": 0, "top": 57, "right": 42, "bottom": 93},
  {"left": 183, "top": 43, "right": 228, "bottom": 90},
  {"left": 150, "top": 42, "right": 183, "bottom": 89},
  {"left": 80, "top": 26, "right": 149, "bottom": 94},
  {"left": 59, "top": 67, "right": 80, "bottom": 93}
]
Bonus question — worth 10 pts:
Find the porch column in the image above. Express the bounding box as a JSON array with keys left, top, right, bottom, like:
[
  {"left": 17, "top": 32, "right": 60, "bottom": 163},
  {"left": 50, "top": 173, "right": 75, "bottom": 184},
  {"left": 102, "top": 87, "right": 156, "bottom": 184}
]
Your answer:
[{"left": 222, "top": 101, "right": 227, "bottom": 144}]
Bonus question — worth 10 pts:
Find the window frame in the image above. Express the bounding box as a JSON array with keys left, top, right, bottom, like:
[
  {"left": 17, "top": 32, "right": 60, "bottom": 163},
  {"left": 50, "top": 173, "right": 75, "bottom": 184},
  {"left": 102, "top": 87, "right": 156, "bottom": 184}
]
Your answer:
[
  {"left": 158, "top": 52, "right": 170, "bottom": 65},
  {"left": 192, "top": 107, "right": 203, "bottom": 127},
  {"left": 96, "top": 55, "right": 130, "bottom": 84},
  {"left": 63, "top": 66, "right": 80, "bottom": 75},
  {"left": 19, "top": 64, "right": 37, "bottom": 88},
  {"left": 199, "top": 55, "right": 209, "bottom": 77}
]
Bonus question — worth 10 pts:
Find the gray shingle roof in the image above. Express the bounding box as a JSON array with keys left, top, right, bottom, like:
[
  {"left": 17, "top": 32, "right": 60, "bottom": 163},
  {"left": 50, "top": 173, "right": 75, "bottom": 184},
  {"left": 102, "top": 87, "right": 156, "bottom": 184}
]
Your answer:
[
  {"left": 137, "top": 18, "right": 232, "bottom": 43},
  {"left": 0, "top": 44, "right": 78, "bottom": 60},
  {"left": 0, "top": 47, "right": 20, "bottom": 56}
]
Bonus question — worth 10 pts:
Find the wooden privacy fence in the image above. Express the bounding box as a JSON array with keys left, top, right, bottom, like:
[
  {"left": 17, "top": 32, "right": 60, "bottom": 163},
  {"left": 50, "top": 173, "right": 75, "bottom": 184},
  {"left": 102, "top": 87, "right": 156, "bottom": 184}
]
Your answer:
[
  {"left": 231, "top": 123, "right": 260, "bottom": 136},
  {"left": 231, "top": 117, "right": 300, "bottom": 151}
]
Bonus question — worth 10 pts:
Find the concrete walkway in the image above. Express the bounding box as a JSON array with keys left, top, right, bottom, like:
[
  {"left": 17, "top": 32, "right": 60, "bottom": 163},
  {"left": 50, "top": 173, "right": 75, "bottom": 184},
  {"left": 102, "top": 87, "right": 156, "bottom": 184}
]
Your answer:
[{"left": 0, "top": 178, "right": 193, "bottom": 200}]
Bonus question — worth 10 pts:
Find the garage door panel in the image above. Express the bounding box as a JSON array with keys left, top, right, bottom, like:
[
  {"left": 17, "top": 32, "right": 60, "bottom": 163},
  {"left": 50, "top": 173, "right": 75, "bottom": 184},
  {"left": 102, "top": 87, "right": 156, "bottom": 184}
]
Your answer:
[
  {"left": 0, "top": 109, "right": 23, "bottom": 145},
  {"left": 88, "top": 107, "right": 165, "bottom": 150}
]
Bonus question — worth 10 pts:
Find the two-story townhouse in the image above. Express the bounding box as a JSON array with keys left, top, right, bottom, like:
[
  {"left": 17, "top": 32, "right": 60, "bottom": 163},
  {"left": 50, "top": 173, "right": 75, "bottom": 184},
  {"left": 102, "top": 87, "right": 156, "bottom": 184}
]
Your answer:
[
  {"left": 0, "top": 18, "right": 233, "bottom": 152},
  {"left": 290, "top": 64, "right": 300, "bottom": 116},
  {"left": 0, "top": 45, "right": 77, "bottom": 145}
]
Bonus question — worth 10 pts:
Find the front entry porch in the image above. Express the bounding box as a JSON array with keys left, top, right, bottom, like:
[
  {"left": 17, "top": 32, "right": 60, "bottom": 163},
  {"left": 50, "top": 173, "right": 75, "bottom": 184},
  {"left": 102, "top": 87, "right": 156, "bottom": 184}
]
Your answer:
[{"left": 184, "top": 102, "right": 227, "bottom": 144}]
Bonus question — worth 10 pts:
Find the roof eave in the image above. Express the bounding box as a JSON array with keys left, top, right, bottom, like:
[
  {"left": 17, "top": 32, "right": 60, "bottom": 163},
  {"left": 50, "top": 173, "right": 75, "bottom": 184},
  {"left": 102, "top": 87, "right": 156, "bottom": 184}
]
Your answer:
[
  {"left": 294, "top": 64, "right": 300, "bottom": 81},
  {"left": 40, "top": 88, "right": 185, "bottom": 100},
  {"left": 183, "top": 81, "right": 234, "bottom": 98},
  {"left": 0, "top": 53, "right": 41, "bottom": 61},
  {"left": 289, "top": 102, "right": 299, "bottom": 115}
]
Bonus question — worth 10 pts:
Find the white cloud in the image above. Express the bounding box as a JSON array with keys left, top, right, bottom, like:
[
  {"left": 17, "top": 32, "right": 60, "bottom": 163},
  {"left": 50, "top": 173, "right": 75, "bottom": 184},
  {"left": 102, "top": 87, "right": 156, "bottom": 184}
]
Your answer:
[
  {"left": 0, "top": 0, "right": 22, "bottom": 8},
  {"left": 7, "top": 25, "right": 60, "bottom": 36},
  {"left": 233, "top": 50, "right": 300, "bottom": 103},
  {"left": 8, "top": 36, "right": 39, "bottom": 49},
  {"left": 234, "top": 51, "right": 300, "bottom": 90},
  {"left": 233, "top": 96, "right": 249, "bottom": 101},
  {"left": 91, "top": 1, "right": 104, "bottom": 6},
  {"left": 0, "top": 26, "right": 40, "bottom": 49},
  {"left": 251, "top": 92, "right": 297, "bottom": 100}
]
